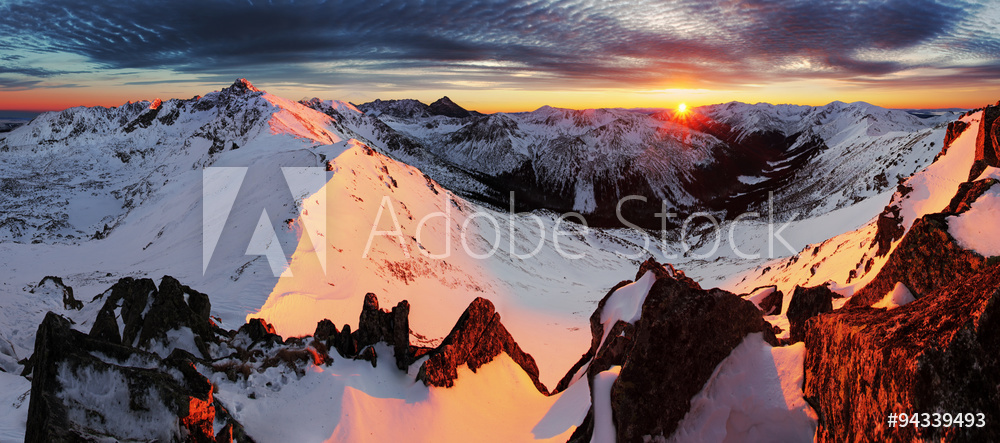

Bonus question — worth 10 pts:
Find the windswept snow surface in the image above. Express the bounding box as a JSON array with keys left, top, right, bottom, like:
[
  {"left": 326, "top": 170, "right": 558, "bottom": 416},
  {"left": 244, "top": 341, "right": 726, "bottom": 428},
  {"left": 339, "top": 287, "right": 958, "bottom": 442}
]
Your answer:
[
  {"left": 212, "top": 345, "right": 588, "bottom": 442},
  {"left": 669, "top": 334, "right": 816, "bottom": 442},
  {"left": 590, "top": 366, "right": 622, "bottom": 443}
]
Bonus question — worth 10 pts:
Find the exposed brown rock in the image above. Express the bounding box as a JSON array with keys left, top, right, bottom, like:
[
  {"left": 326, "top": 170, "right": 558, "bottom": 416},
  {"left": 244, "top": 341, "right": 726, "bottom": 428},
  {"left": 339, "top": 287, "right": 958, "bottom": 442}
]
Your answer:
[
  {"left": 935, "top": 119, "right": 969, "bottom": 162},
  {"left": 804, "top": 264, "right": 1000, "bottom": 442},
  {"left": 352, "top": 293, "right": 411, "bottom": 369},
  {"left": 849, "top": 214, "right": 986, "bottom": 308},
  {"left": 749, "top": 285, "right": 784, "bottom": 315},
  {"left": 786, "top": 285, "right": 836, "bottom": 343},
  {"left": 870, "top": 204, "right": 905, "bottom": 257},
  {"left": 417, "top": 297, "right": 548, "bottom": 394},
  {"left": 944, "top": 179, "right": 998, "bottom": 215},
  {"left": 970, "top": 101, "right": 1000, "bottom": 180}
]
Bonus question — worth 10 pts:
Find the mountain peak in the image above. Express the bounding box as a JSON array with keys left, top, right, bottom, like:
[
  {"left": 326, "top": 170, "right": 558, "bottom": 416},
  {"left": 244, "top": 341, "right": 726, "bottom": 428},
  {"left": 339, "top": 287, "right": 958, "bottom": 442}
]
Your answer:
[
  {"left": 225, "top": 78, "right": 261, "bottom": 94},
  {"left": 429, "top": 96, "right": 472, "bottom": 118}
]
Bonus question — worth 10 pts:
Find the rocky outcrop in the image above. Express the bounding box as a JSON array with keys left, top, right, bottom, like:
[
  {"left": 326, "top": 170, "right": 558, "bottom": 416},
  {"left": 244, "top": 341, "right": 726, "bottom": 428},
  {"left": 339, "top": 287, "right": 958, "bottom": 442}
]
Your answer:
[
  {"left": 311, "top": 293, "right": 412, "bottom": 370},
  {"left": 786, "top": 285, "right": 836, "bottom": 343},
  {"left": 936, "top": 119, "right": 970, "bottom": 161},
  {"left": 90, "top": 276, "right": 220, "bottom": 358},
  {"left": 31, "top": 276, "right": 82, "bottom": 310},
  {"left": 848, "top": 214, "right": 986, "bottom": 308},
  {"left": 567, "top": 259, "right": 778, "bottom": 442},
  {"left": 870, "top": 203, "right": 905, "bottom": 257},
  {"left": 25, "top": 313, "right": 252, "bottom": 442},
  {"left": 804, "top": 264, "right": 1000, "bottom": 442},
  {"left": 236, "top": 318, "right": 282, "bottom": 348},
  {"left": 970, "top": 101, "right": 1000, "bottom": 180},
  {"left": 759, "top": 288, "right": 783, "bottom": 315},
  {"left": 944, "top": 178, "right": 998, "bottom": 214},
  {"left": 363, "top": 295, "right": 407, "bottom": 369},
  {"left": 417, "top": 297, "right": 548, "bottom": 394}
]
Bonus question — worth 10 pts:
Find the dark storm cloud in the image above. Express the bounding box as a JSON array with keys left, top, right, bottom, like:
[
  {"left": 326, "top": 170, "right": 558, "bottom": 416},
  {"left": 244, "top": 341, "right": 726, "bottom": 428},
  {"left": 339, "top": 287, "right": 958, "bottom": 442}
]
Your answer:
[{"left": 0, "top": 0, "right": 992, "bottom": 89}]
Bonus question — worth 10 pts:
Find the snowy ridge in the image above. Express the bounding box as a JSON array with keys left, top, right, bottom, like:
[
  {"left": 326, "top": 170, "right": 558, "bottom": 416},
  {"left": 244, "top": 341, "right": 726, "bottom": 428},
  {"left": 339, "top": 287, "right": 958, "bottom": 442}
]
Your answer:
[{"left": 349, "top": 98, "right": 952, "bottom": 223}]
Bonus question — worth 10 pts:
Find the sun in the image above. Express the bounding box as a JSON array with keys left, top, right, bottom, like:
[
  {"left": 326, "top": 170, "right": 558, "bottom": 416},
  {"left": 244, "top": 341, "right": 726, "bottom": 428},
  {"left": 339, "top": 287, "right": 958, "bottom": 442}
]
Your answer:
[{"left": 677, "top": 103, "right": 688, "bottom": 113}]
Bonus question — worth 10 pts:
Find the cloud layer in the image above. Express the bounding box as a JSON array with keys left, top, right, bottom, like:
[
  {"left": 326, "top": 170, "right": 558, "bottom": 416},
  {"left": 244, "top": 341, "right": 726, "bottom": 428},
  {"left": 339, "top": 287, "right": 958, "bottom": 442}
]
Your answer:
[{"left": 0, "top": 0, "right": 997, "bottom": 91}]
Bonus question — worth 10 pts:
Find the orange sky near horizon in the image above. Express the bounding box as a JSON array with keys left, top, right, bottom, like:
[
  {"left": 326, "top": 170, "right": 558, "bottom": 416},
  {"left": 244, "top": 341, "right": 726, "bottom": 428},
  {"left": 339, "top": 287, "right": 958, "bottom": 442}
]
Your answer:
[{"left": 2, "top": 80, "right": 995, "bottom": 114}]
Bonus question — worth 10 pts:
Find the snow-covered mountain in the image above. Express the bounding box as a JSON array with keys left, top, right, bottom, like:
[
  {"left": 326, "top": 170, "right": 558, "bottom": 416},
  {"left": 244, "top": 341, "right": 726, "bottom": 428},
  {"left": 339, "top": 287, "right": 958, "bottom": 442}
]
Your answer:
[
  {"left": 2, "top": 79, "right": 996, "bottom": 442},
  {"left": 347, "top": 97, "right": 953, "bottom": 228}
]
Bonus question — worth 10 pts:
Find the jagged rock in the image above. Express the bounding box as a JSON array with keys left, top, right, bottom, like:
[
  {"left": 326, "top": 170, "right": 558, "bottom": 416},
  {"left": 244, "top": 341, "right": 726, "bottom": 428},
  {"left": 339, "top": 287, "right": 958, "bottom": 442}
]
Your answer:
[
  {"left": 635, "top": 256, "right": 700, "bottom": 289},
  {"left": 758, "top": 287, "right": 784, "bottom": 315},
  {"left": 944, "top": 179, "right": 998, "bottom": 214},
  {"left": 89, "top": 306, "right": 121, "bottom": 344},
  {"left": 417, "top": 297, "right": 548, "bottom": 394},
  {"left": 970, "top": 101, "right": 1000, "bottom": 180},
  {"left": 138, "top": 276, "right": 215, "bottom": 356},
  {"left": 33, "top": 276, "right": 82, "bottom": 310},
  {"left": 26, "top": 312, "right": 252, "bottom": 442},
  {"left": 355, "top": 293, "right": 389, "bottom": 347},
  {"left": 786, "top": 285, "right": 835, "bottom": 343},
  {"left": 236, "top": 318, "right": 282, "bottom": 347},
  {"left": 936, "top": 119, "right": 969, "bottom": 161},
  {"left": 94, "top": 277, "right": 155, "bottom": 346},
  {"left": 313, "top": 319, "right": 338, "bottom": 342},
  {"left": 391, "top": 301, "right": 410, "bottom": 370},
  {"left": 353, "top": 293, "right": 410, "bottom": 369},
  {"left": 566, "top": 259, "right": 778, "bottom": 442},
  {"left": 804, "top": 264, "right": 1000, "bottom": 442},
  {"left": 608, "top": 272, "right": 778, "bottom": 441},
  {"left": 335, "top": 323, "right": 358, "bottom": 358},
  {"left": 357, "top": 345, "right": 378, "bottom": 368},
  {"left": 92, "top": 276, "right": 218, "bottom": 358},
  {"left": 870, "top": 204, "right": 905, "bottom": 257},
  {"left": 848, "top": 214, "right": 986, "bottom": 308}
]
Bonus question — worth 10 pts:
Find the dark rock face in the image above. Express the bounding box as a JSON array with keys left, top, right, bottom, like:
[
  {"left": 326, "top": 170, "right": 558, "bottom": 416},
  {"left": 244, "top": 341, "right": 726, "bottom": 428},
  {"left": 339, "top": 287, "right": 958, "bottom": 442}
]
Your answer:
[
  {"left": 610, "top": 276, "right": 778, "bottom": 441},
  {"left": 428, "top": 96, "right": 472, "bottom": 118},
  {"left": 417, "top": 297, "right": 548, "bottom": 394},
  {"left": 759, "top": 287, "right": 784, "bottom": 315},
  {"left": 33, "top": 276, "right": 82, "bottom": 310},
  {"left": 970, "top": 101, "right": 1000, "bottom": 180},
  {"left": 848, "top": 215, "right": 986, "bottom": 308},
  {"left": 870, "top": 204, "right": 905, "bottom": 257},
  {"left": 786, "top": 285, "right": 836, "bottom": 343},
  {"left": 236, "top": 318, "right": 283, "bottom": 348},
  {"left": 944, "top": 179, "right": 998, "bottom": 215},
  {"left": 936, "top": 119, "right": 969, "bottom": 161},
  {"left": 804, "top": 264, "right": 1000, "bottom": 442},
  {"left": 91, "top": 276, "right": 219, "bottom": 358},
  {"left": 25, "top": 313, "right": 252, "bottom": 443},
  {"left": 351, "top": 293, "right": 411, "bottom": 370},
  {"left": 566, "top": 259, "right": 778, "bottom": 442}
]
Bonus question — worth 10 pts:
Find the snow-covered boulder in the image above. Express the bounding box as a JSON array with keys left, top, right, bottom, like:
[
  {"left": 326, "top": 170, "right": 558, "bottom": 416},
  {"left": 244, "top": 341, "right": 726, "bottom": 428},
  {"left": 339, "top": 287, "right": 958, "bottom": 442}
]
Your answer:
[{"left": 566, "top": 259, "right": 778, "bottom": 442}]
